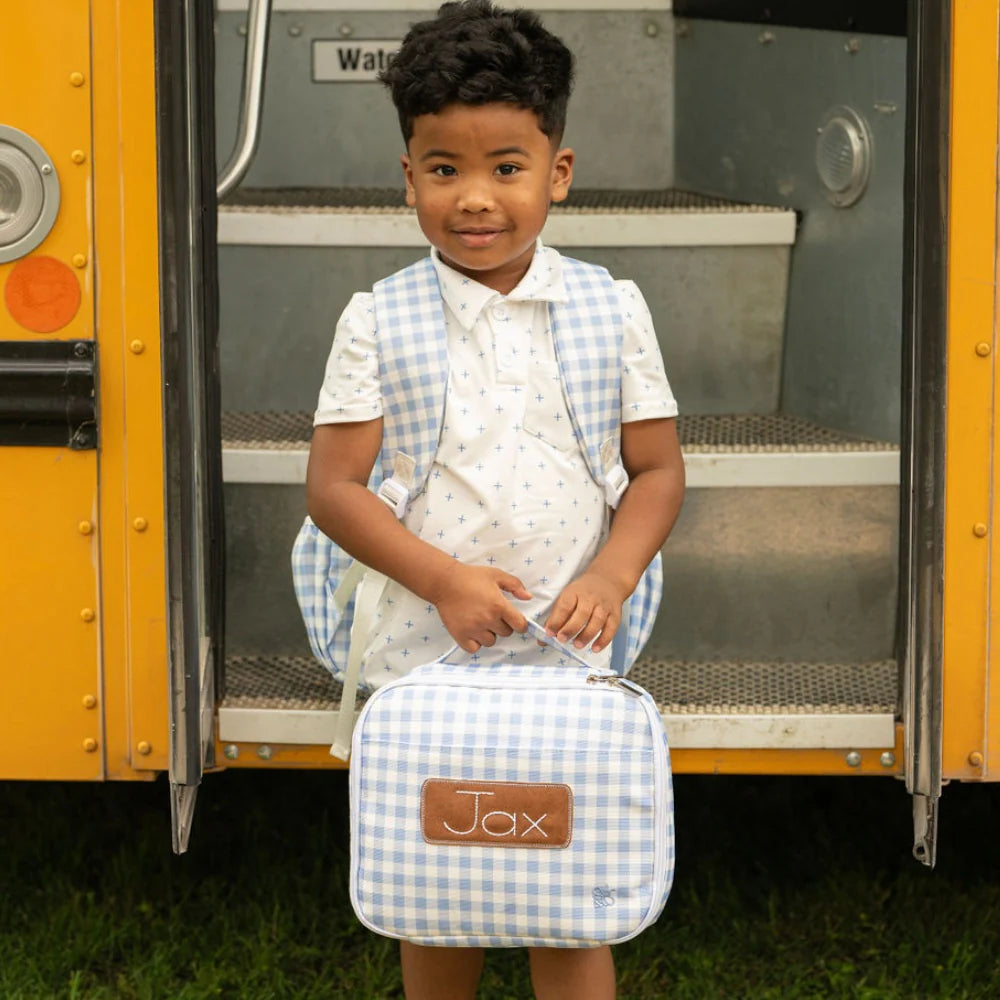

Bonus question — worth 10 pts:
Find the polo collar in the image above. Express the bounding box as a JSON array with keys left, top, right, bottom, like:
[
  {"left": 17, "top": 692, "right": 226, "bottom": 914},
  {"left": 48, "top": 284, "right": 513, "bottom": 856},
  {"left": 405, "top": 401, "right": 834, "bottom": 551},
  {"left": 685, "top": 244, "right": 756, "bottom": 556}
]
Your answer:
[{"left": 430, "top": 241, "right": 569, "bottom": 331}]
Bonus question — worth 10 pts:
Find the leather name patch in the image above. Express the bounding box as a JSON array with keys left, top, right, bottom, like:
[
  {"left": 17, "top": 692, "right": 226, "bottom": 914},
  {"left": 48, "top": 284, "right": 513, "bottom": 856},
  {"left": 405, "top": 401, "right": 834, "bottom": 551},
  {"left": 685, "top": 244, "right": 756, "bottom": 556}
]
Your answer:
[{"left": 420, "top": 779, "right": 573, "bottom": 849}]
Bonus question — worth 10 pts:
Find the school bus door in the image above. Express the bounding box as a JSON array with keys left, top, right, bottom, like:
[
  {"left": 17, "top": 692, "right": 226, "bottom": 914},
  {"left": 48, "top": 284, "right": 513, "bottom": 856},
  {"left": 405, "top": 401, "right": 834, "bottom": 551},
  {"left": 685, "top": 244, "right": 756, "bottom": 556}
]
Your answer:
[
  {"left": 904, "top": 0, "right": 1000, "bottom": 865},
  {"left": 0, "top": 0, "right": 224, "bottom": 853},
  {"left": 155, "top": 1, "right": 227, "bottom": 853}
]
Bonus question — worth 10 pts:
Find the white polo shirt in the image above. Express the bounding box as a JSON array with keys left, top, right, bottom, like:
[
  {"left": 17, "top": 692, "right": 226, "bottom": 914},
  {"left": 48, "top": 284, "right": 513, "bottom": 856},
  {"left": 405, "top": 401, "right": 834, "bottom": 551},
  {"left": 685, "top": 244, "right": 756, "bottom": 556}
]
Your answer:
[{"left": 315, "top": 243, "right": 677, "bottom": 686}]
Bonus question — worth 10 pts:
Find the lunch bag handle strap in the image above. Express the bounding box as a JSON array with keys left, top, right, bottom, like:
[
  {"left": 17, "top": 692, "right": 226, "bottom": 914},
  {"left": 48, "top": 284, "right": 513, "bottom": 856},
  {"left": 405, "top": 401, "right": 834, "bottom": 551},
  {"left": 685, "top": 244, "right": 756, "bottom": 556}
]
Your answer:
[{"left": 331, "top": 617, "right": 617, "bottom": 761}]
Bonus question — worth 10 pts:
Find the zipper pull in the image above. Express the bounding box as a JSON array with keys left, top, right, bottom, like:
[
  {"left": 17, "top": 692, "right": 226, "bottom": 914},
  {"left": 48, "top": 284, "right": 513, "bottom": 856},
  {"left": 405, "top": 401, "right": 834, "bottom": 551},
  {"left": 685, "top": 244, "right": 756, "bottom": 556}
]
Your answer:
[
  {"left": 586, "top": 672, "right": 643, "bottom": 696},
  {"left": 586, "top": 670, "right": 618, "bottom": 685}
]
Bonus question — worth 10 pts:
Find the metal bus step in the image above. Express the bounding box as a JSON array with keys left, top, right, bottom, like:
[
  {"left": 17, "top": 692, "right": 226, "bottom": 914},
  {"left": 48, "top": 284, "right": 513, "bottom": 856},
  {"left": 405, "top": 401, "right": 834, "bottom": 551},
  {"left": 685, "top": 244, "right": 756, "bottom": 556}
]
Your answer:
[
  {"left": 220, "top": 412, "right": 899, "bottom": 664},
  {"left": 218, "top": 187, "right": 797, "bottom": 248},
  {"left": 218, "top": 653, "right": 898, "bottom": 750},
  {"left": 220, "top": 410, "right": 900, "bottom": 488},
  {"left": 218, "top": 193, "right": 795, "bottom": 415}
]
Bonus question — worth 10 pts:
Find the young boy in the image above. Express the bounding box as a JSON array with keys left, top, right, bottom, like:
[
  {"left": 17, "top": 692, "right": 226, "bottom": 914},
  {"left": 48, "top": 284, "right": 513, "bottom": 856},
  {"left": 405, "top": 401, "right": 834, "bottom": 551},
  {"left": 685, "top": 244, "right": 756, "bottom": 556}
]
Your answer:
[{"left": 305, "top": 3, "right": 685, "bottom": 997}]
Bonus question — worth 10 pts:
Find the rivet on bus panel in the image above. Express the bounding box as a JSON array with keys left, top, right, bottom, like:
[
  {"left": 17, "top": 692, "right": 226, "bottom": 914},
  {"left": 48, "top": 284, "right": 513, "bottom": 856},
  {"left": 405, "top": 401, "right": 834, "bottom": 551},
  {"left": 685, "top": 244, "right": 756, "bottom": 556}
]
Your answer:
[
  {"left": 82, "top": 738, "right": 98, "bottom": 753},
  {"left": 71, "top": 150, "right": 86, "bottom": 165},
  {"left": 969, "top": 751, "right": 984, "bottom": 767},
  {"left": 136, "top": 741, "right": 152, "bottom": 756},
  {"left": 80, "top": 608, "right": 95, "bottom": 623},
  {"left": 224, "top": 744, "right": 240, "bottom": 760},
  {"left": 879, "top": 752, "right": 895, "bottom": 768},
  {"left": 82, "top": 695, "right": 97, "bottom": 710},
  {"left": 129, "top": 340, "right": 145, "bottom": 354},
  {"left": 845, "top": 751, "right": 862, "bottom": 767},
  {"left": 973, "top": 522, "right": 988, "bottom": 538},
  {"left": 257, "top": 745, "right": 273, "bottom": 760},
  {"left": 78, "top": 520, "right": 93, "bottom": 535},
  {"left": 69, "top": 71, "right": 85, "bottom": 87},
  {"left": 133, "top": 517, "right": 148, "bottom": 532},
  {"left": 72, "top": 253, "right": 87, "bottom": 268},
  {"left": 975, "top": 341, "right": 991, "bottom": 357}
]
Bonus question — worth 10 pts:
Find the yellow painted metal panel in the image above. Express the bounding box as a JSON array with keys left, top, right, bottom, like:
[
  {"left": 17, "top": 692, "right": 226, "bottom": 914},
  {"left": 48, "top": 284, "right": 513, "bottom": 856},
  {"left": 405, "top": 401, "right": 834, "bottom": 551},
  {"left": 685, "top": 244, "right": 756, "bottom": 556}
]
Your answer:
[
  {"left": 0, "top": 2, "right": 94, "bottom": 340},
  {"left": 91, "top": 0, "right": 170, "bottom": 778},
  {"left": 0, "top": 451, "right": 102, "bottom": 779},
  {"left": 941, "top": 0, "right": 999, "bottom": 781},
  {"left": 0, "top": 4, "right": 102, "bottom": 778},
  {"left": 990, "top": 67, "right": 1000, "bottom": 781}
]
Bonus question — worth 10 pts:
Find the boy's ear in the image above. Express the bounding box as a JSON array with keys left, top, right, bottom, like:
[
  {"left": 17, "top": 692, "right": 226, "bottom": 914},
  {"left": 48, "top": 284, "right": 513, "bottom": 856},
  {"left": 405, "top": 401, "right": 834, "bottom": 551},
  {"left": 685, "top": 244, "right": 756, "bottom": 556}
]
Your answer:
[
  {"left": 401, "top": 154, "right": 416, "bottom": 207},
  {"left": 549, "top": 147, "right": 574, "bottom": 204}
]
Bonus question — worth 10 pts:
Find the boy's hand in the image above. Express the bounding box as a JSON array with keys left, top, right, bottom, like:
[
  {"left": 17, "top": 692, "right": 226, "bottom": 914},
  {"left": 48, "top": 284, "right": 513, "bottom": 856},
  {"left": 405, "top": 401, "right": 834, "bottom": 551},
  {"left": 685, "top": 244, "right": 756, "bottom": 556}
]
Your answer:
[
  {"left": 545, "top": 571, "right": 628, "bottom": 653},
  {"left": 431, "top": 562, "right": 532, "bottom": 653}
]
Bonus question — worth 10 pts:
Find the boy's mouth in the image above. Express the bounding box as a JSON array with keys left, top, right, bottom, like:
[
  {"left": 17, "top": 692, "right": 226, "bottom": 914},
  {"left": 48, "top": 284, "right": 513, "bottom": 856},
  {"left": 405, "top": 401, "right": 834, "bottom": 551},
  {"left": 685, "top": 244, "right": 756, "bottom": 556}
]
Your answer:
[{"left": 453, "top": 227, "right": 506, "bottom": 248}]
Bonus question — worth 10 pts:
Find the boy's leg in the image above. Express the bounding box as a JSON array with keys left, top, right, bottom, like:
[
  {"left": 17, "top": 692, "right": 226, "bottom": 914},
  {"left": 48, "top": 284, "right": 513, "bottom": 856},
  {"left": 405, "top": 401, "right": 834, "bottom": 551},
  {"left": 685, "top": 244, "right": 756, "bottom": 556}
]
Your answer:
[
  {"left": 400, "top": 941, "right": 485, "bottom": 1000},
  {"left": 528, "top": 945, "right": 616, "bottom": 1000}
]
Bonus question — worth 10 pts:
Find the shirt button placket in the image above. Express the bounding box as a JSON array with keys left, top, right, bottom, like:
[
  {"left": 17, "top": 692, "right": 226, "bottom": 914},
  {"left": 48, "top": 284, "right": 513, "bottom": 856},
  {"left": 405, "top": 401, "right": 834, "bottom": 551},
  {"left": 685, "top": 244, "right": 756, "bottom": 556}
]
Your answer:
[{"left": 492, "top": 301, "right": 514, "bottom": 368}]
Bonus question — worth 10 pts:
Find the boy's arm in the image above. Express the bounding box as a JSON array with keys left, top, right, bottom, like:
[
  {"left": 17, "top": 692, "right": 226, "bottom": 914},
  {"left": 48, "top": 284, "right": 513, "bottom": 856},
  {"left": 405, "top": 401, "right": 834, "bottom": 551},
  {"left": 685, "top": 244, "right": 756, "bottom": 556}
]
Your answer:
[
  {"left": 306, "top": 421, "right": 532, "bottom": 653},
  {"left": 544, "top": 417, "right": 685, "bottom": 651}
]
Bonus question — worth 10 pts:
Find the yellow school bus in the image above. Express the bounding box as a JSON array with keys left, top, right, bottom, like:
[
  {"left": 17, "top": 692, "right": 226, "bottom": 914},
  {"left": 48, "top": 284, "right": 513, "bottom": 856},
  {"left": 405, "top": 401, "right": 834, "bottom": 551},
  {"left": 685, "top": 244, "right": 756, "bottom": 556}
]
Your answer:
[{"left": 1, "top": 0, "right": 995, "bottom": 863}]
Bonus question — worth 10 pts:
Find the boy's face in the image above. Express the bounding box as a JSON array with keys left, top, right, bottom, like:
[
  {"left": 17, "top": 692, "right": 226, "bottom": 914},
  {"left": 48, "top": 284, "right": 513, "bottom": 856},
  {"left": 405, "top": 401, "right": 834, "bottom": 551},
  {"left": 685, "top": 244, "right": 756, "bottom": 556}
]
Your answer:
[{"left": 401, "top": 103, "right": 574, "bottom": 295}]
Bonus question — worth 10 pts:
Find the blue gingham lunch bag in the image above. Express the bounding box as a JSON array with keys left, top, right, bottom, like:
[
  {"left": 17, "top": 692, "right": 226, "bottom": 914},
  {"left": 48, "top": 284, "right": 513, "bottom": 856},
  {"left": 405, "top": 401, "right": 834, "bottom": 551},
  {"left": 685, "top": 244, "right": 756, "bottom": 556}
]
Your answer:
[{"left": 344, "top": 625, "right": 675, "bottom": 949}]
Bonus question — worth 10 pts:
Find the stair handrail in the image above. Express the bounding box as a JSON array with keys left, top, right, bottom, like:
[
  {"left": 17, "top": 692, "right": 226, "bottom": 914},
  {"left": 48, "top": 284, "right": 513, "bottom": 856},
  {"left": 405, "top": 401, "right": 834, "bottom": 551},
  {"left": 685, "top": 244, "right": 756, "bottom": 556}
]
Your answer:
[{"left": 217, "top": 0, "right": 272, "bottom": 201}]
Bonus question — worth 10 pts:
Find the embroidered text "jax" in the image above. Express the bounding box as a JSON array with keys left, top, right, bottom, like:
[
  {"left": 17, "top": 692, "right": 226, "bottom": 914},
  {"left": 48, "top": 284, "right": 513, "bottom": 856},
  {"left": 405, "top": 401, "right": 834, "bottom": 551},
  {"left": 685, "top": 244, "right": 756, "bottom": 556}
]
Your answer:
[{"left": 421, "top": 779, "right": 573, "bottom": 849}]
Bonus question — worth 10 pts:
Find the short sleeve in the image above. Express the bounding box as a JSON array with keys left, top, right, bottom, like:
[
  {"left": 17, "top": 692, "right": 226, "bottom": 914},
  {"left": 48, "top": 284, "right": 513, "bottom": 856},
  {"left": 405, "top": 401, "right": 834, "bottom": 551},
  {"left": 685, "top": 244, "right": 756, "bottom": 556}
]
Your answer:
[
  {"left": 313, "top": 292, "right": 383, "bottom": 425},
  {"left": 616, "top": 280, "right": 679, "bottom": 422}
]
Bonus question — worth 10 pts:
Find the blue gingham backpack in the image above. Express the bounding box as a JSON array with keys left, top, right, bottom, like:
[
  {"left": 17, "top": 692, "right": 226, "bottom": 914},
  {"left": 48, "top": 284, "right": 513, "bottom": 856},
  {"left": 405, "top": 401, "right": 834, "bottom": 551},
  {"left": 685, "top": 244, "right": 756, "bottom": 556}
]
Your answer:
[
  {"left": 346, "top": 623, "right": 675, "bottom": 948},
  {"left": 291, "top": 254, "right": 663, "bottom": 681}
]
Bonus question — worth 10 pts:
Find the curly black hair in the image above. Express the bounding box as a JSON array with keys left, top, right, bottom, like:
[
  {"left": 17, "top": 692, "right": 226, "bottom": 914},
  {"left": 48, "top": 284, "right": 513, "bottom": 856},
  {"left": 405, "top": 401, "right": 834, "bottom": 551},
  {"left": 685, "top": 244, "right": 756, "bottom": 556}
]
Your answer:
[{"left": 379, "top": 0, "right": 575, "bottom": 144}]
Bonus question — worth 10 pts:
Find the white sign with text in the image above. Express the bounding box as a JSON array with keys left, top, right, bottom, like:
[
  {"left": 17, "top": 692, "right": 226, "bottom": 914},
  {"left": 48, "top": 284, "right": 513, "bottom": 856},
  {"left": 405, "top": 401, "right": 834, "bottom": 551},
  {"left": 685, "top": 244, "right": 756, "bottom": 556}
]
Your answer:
[{"left": 313, "top": 39, "right": 401, "bottom": 82}]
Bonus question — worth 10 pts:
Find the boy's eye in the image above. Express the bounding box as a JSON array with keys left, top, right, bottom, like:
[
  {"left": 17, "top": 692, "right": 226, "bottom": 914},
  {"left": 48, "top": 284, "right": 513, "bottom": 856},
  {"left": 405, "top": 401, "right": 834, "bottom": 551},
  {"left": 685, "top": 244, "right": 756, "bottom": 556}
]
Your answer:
[
  {"left": 496, "top": 163, "right": 520, "bottom": 176},
  {"left": 432, "top": 164, "right": 457, "bottom": 177}
]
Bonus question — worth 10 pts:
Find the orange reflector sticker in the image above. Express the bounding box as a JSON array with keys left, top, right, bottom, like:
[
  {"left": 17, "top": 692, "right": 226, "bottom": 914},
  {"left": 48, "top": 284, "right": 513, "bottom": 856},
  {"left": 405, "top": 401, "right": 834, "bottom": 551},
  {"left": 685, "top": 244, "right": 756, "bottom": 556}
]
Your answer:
[{"left": 4, "top": 256, "right": 82, "bottom": 334}]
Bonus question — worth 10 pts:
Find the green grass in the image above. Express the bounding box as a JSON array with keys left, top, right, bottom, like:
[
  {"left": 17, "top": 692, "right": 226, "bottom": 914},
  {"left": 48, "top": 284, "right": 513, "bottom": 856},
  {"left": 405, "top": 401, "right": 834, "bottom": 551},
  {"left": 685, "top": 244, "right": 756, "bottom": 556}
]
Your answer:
[{"left": 2, "top": 770, "right": 999, "bottom": 999}]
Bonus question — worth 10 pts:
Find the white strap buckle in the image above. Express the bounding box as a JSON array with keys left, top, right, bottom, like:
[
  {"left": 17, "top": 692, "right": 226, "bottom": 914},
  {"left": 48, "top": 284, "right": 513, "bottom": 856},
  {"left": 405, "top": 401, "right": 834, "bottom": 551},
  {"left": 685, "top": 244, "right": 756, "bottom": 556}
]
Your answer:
[
  {"left": 376, "top": 478, "right": 410, "bottom": 518},
  {"left": 376, "top": 451, "right": 417, "bottom": 519},
  {"left": 602, "top": 462, "right": 629, "bottom": 508},
  {"left": 599, "top": 437, "right": 629, "bottom": 509}
]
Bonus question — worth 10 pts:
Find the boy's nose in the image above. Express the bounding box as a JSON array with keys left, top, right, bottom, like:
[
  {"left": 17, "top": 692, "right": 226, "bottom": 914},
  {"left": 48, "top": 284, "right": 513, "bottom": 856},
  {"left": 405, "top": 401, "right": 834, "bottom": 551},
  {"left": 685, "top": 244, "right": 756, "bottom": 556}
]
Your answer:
[{"left": 456, "top": 179, "right": 496, "bottom": 213}]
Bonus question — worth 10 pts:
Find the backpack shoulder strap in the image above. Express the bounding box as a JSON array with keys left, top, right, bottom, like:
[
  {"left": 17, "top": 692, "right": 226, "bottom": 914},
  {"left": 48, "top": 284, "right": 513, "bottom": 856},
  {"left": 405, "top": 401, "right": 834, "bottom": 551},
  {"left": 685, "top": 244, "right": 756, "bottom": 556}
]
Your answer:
[
  {"left": 550, "top": 255, "right": 628, "bottom": 507},
  {"left": 371, "top": 257, "right": 450, "bottom": 513},
  {"left": 550, "top": 255, "right": 663, "bottom": 673}
]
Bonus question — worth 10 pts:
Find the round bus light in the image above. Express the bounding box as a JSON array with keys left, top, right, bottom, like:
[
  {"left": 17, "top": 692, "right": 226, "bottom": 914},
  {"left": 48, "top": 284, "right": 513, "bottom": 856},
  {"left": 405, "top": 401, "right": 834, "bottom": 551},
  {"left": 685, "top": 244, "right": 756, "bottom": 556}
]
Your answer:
[
  {"left": 815, "top": 106, "right": 872, "bottom": 208},
  {"left": 4, "top": 255, "right": 81, "bottom": 333},
  {"left": 0, "top": 124, "right": 61, "bottom": 264}
]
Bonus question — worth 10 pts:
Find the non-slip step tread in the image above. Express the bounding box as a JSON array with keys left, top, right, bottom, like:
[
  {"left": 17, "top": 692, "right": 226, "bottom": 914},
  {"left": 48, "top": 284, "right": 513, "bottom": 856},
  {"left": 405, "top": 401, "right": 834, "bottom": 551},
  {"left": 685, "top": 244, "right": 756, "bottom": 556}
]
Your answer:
[
  {"left": 224, "top": 654, "right": 349, "bottom": 711},
  {"left": 220, "top": 410, "right": 897, "bottom": 454},
  {"left": 221, "top": 653, "right": 899, "bottom": 716},
  {"left": 633, "top": 658, "right": 897, "bottom": 714},
  {"left": 223, "top": 186, "right": 790, "bottom": 216},
  {"left": 223, "top": 411, "right": 311, "bottom": 449}
]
